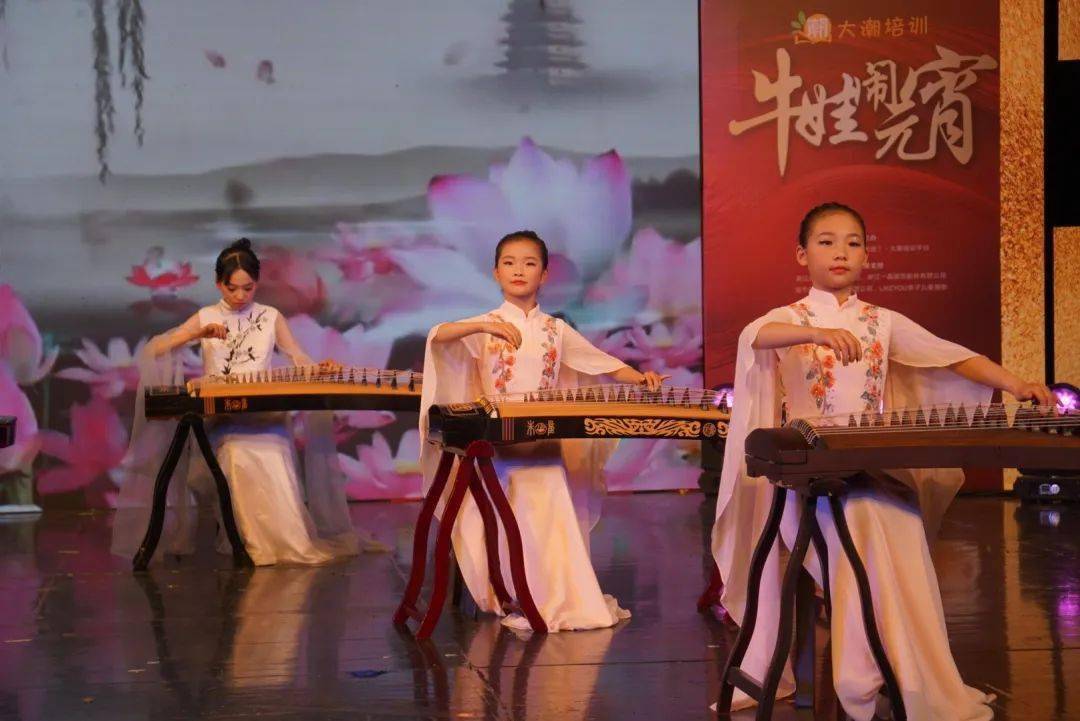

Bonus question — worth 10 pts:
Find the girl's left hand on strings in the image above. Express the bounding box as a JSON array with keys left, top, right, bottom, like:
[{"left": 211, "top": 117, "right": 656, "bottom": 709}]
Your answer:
[
  {"left": 1010, "top": 380, "right": 1055, "bottom": 407},
  {"left": 639, "top": 371, "right": 669, "bottom": 392}
]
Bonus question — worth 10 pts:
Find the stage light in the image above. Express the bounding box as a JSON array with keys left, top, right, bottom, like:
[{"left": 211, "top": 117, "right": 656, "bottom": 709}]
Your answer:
[
  {"left": 1051, "top": 382, "right": 1079, "bottom": 412},
  {"left": 713, "top": 383, "right": 734, "bottom": 410},
  {"left": 1015, "top": 381, "right": 1080, "bottom": 504},
  {"left": 699, "top": 383, "right": 734, "bottom": 494}
]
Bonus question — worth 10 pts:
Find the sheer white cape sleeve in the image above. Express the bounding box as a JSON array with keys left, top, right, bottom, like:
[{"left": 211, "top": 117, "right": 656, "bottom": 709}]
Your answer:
[
  {"left": 710, "top": 307, "right": 993, "bottom": 624},
  {"left": 110, "top": 321, "right": 369, "bottom": 562}
]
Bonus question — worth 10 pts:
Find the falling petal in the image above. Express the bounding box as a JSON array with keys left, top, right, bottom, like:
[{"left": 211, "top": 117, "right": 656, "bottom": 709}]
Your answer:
[
  {"left": 256, "top": 59, "right": 275, "bottom": 84},
  {"left": 204, "top": 50, "right": 226, "bottom": 68}
]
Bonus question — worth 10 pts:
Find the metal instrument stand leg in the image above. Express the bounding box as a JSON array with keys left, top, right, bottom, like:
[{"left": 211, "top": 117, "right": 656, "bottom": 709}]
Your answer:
[
  {"left": 473, "top": 444, "right": 547, "bottom": 634},
  {"left": 395, "top": 451, "right": 455, "bottom": 626},
  {"left": 189, "top": 415, "right": 253, "bottom": 567},
  {"left": 827, "top": 495, "right": 907, "bottom": 721},
  {"left": 132, "top": 419, "right": 193, "bottom": 571},
  {"left": 755, "top": 492, "right": 818, "bottom": 720},
  {"left": 466, "top": 465, "right": 514, "bottom": 609},
  {"left": 717, "top": 484, "right": 789, "bottom": 714},
  {"left": 416, "top": 456, "right": 476, "bottom": 640}
]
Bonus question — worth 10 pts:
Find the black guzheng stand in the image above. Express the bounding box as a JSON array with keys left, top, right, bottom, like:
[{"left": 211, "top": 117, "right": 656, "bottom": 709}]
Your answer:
[
  {"left": 717, "top": 404, "right": 1080, "bottom": 720},
  {"left": 132, "top": 373, "right": 422, "bottom": 571},
  {"left": 131, "top": 408, "right": 253, "bottom": 571},
  {"left": 394, "top": 387, "right": 732, "bottom": 640}
]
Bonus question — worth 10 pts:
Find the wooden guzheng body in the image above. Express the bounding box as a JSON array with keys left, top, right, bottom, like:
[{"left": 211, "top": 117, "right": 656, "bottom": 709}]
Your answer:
[
  {"left": 145, "top": 366, "right": 421, "bottom": 418},
  {"left": 720, "top": 402, "right": 1080, "bottom": 721},
  {"left": 428, "top": 384, "right": 732, "bottom": 450},
  {"left": 132, "top": 365, "right": 422, "bottom": 571},
  {"left": 395, "top": 385, "right": 732, "bottom": 639},
  {"left": 745, "top": 402, "right": 1080, "bottom": 485},
  {"left": 0, "top": 416, "right": 15, "bottom": 449}
]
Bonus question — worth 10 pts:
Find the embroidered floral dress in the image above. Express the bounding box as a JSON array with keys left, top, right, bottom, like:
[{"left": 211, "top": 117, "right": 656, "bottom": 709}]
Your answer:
[
  {"left": 712, "top": 287, "right": 995, "bottom": 721},
  {"left": 456, "top": 302, "right": 591, "bottom": 396},
  {"left": 420, "top": 301, "right": 631, "bottom": 631},
  {"left": 780, "top": 291, "right": 890, "bottom": 419}
]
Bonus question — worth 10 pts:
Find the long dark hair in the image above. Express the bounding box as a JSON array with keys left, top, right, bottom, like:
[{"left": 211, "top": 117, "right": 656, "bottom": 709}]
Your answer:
[{"left": 215, "top": 238, "right": 261, "bottom": 282}]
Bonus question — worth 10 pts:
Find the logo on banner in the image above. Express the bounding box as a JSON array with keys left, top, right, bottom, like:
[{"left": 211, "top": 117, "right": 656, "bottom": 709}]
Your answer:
[
  {"left": 790, "top": 11, "right": 931, "bottom": 43},
  {"left": 790, "top": 11, "right": 832, "bottom": 44}
]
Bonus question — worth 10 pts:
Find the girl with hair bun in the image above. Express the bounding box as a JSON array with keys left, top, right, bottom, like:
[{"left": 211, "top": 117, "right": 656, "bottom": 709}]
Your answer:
[{"left": 113, "top": 238, "right": 363, "bottom": 566}]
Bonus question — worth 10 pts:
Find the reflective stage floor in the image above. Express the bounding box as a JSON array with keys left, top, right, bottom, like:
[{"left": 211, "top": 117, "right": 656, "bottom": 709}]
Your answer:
[{"left": 1, "top": 494, "right": 1077, "bottom": 720}]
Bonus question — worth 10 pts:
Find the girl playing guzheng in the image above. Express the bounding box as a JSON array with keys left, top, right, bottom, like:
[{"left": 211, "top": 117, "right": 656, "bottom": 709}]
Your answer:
[
  {"left": 420, "top": 230, "right": 665, "bottom": 632},
  {"left": 112, "top": 238, "right": 361, "bottom": 566},
  {"left": 712, "top": 203, "right": 1052, "bottom": 720}
]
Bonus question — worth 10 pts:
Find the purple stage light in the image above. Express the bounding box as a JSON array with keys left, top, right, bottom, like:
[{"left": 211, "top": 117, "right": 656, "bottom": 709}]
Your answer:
[
  {"left": 1051, "top": 382, "right": 1079, "bottom": 412},
  {"left": 1058, "top": 592, "right": 1080, "bottom": 619},
  {"left": 714, "top": 384, "right": 734, "bottom": 409}
]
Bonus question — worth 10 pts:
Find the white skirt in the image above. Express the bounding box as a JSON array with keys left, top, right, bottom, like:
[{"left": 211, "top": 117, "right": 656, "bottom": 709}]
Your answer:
[
  {"left": 448, "top": 447, "right": 629, "bottom": 632},
  {"left": 212, "top": 419, "right": 358, "bottom": 566},
  {"left": 730, "top": 486, "right": 994, "bottom": 721}
]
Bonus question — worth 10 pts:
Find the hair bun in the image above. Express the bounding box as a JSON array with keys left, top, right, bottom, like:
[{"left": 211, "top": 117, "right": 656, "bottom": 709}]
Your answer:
[{"left": 214, "top": 237, "right": 261, "bottom": 281}]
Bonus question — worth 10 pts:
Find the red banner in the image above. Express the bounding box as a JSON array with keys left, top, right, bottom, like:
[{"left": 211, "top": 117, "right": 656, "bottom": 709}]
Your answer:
[{"left": 702, "top": 1, "right": 1001, "bottom": 385}]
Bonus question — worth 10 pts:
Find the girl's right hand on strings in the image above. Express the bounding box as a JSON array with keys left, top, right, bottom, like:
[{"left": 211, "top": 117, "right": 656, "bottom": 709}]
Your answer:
[
  {"left": 811, "top": 328, "right": 862, "bottom": 365},
  {"left": 198, "top": 323, "right": 228, "bottom": 340},
  {"left": 485, "top": 321, "right": 522, "bottom": 349}
]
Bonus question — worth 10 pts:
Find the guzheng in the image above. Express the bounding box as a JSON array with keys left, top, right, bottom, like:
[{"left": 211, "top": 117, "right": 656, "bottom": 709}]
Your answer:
[
  {"left": 721, "top": 403, "right": 1080, "bottom": 719},
  {"left": 745, "top": 402, "right": 1080, "bottom": 486},
  {"left": 144, "top": 365, "right": 422, "bottom": 418},
  {"left": 427, "top": 384, "right": 732, "bottom": 452},
  {"left": 132, "top": 365, "right": 421, "bottom": 571},
  {"left": 396, "top": 384, "right": 733, "bottom": 639},
  {"left": 0, "top": 416, "right": 15, "bottom": 449}
]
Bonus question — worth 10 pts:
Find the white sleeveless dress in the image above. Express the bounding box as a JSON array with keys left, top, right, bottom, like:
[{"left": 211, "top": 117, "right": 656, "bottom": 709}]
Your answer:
[{"left": 198, "top": 301, "right": 357, "bottom": 565}]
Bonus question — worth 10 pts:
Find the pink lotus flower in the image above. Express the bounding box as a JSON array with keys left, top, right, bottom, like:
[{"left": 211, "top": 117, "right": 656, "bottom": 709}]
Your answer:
[
  {"left": 600, "top": 317, "right": 703, "bottom": 372},
  {"left": 586, "top": 229, "right": 702, "bottom": 323},
  {"left": 605, "top": 437, "right": 701, "bottom": 493},
  {"left": 38, "top": 398, "right": 128, "bottom": 507},
  {"left": 338, "top": 431, "right": 423, "bottom": 501},
  {"left": 316, "top": 224, "right": 497, "bottom": 326},
  {"left": 318, "top": 223, "right": 413, "bottom": 283},
  {"left": 283, "top": 315, "right": 400, "bottom": 432},
  {"left": 285, "top": 314, "right": 393, "bottom": 369},
  {"left": 55, "top": 337, "right": 146, "bottom": 399},
  {"left": 0, "top": 284, "right": 59, "bottom": 384},
  {"left": 427, "top": 137, "right": 632, "bottom": 306},
  {"left": 257, "top": 246, "right": 327, "bottom": 317},
  {"left": 126, "top": 248, "right": 200, "bottom": 296},
  {"left": 288, "top": 411, "right": 396, "bottom": 455},
  {"left": 0, "top": 368, "right": 40, "bottom": 473}
]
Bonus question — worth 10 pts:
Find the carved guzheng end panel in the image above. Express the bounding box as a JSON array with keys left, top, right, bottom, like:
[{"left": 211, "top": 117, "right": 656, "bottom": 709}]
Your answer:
[{"left": 427, "top": 384, "right": 732, "bottom": 452}]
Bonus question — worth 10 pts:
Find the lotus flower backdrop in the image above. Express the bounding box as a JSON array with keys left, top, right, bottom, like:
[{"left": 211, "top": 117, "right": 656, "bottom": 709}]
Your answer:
[{"left": 0, "top": 0, "right": 702, "bottom": 507}]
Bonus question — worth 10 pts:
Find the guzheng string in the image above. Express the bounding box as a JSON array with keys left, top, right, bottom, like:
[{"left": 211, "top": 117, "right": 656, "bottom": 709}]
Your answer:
[
  {"left": 190, "top": 365, "right": 421, "bottom": 388},
  {"left": 484, "top": 385, "right": 731, "bottom": 409},
  {"left": 804, "top": 402, "right": 1077, "bottom": 435}
]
